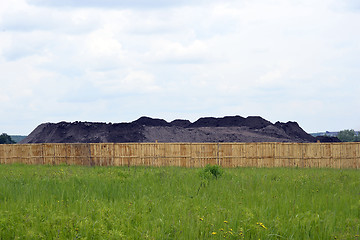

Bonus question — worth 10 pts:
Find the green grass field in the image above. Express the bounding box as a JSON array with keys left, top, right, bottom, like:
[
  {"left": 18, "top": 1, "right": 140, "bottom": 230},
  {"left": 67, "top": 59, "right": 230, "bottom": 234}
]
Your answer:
[{"left": 0, "top": 164, "right": 359, "bottom": 239}]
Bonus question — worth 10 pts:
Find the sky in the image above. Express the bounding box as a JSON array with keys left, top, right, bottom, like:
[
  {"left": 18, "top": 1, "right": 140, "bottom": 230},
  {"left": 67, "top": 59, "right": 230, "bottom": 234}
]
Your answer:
[{"left": 0, "top": 0, "right": 359, "bottom": 135}]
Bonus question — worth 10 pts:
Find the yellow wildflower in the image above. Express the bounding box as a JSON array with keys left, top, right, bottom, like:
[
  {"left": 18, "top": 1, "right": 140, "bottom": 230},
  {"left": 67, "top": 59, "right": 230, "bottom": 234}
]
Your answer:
[
  {"left": 256, "top": 222, "right": 267, "bottom": 229},
  {"left": 212, "top": 232, "right": 217, "bottom": 235},
  {"left": 224, "top": 220, "right": 228, "bottom": 224}
]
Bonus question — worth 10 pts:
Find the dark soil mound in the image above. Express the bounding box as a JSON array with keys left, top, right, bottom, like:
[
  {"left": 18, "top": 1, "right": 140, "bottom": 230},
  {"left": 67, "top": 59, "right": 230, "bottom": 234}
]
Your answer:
[
  {"left": 22, "top": 121, "right": 145, "bottom": 143},
  {"left": 315, "top": 135, "right": 341, "bottom": 143},
  {"left": 132, "top": 117, "right": 170, "bottom": 127},
  {"left": 170, "top": 119, "right": 192, "bottom": 128},
  {"left": 274, "top": 121, "right": 315, "bottom": 142},
  {"left": 20, "top": 115, "right": 322, "bottom": 144},
  {"left": 190, "top": 115, "right": 272, "bottom": 129}
]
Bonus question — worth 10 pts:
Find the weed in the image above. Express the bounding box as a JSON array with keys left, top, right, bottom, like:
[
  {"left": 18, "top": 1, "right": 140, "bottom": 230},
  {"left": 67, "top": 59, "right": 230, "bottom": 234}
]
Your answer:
[{"left": 200, "top": 164, "right": 223, "bottom": 180}]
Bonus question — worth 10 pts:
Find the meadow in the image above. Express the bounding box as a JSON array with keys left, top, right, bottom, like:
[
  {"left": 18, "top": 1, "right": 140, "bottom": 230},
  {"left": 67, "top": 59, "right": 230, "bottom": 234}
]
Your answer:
[{"left": 0, "top": 164, "right": 359, "bottom": 239}]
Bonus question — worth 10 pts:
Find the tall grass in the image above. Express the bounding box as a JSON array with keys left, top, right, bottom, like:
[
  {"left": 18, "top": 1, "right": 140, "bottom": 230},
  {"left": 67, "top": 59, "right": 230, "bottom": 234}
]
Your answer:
[{"left": 0, "top": 164, "right": 359, "bottom": 239}]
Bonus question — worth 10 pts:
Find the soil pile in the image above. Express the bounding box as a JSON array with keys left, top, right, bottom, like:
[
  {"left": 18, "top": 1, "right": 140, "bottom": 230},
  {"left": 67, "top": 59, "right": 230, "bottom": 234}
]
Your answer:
[{"left": 20, "top": 115, "right": 338, "bottom": 143}]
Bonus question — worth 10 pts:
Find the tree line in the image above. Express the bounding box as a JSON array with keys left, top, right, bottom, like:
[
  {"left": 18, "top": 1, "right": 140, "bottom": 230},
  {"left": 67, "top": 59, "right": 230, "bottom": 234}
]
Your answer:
[
  {"left": 336, "top": 129, "right": 360, "bottom": 142},
  {"left": 0, "top": 133, "right": 16, "bottom": 144}
]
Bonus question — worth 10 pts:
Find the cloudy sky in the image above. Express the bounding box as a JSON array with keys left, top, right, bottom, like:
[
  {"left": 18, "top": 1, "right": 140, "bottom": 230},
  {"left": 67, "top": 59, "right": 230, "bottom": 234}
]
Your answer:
[{"left": 1, "top": 0, "right": 359, "bottom": 134}]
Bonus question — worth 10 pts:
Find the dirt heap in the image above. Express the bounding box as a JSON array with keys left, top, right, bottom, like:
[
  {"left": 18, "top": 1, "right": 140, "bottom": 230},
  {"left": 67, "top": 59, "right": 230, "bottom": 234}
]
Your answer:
[{"left": 20, "top": 115, "right": 338, "bottom": 144}]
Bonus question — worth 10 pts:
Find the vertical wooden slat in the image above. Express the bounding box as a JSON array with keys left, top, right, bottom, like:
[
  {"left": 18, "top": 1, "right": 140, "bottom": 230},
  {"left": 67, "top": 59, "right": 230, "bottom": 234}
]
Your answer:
[
  {"left": 330, "top": 143, "right": 341, "bottom": 168},
  {"left": 0, "top": 144, "right": 5, "bottom": 164},
  {"left": 190, "top": 144, "right": 198, "bottom": 168},
  {"left": 158, "top": 143, "right": 166, "bottom": 166},
  {"left": 29, "top": 144, "right": 42, "bottom": 165},
  {"left": 303, "top": 143, "right": 321, "bottom": 168},
  {"left": 100, "top": 143, "right": 113, "bottom": 166},
  {"left": 319, "top": 143, "right": 331, "bottom": 168},
  {"left": 4, "top": 145, "right": 12, "bottom": 164},
  {"left": 112, "top": 144, "right": 122, "bottom": 166},
  {"left": 180, "top": 143, "right": 190, "bottom": 167},
  {"left": 221, "top": 143, "right": 230, "bottom": 167},
  {"left": 91, "top": 143, "right": 111, "bottom": 166},
  {"left": 113, "top": 143, "right": 138, "bottom": 167},
  {"left": 43, "top": 143, "right": 55, "bottom": 165},
  {"left": 258, "top": 143, "right": 274, "bottom": 168},
  {"left": 280, "top": 143, "right": 288, "bottom": 167},
  {"left": 245, "top": 143, "right": 256, "bottom": 167},
  {"left": 341, "top": 143, "right": 355, "bottom": 169}
]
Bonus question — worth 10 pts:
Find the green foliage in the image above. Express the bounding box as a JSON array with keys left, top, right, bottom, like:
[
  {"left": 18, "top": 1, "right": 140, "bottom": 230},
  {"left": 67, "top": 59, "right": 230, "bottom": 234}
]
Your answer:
[
  {"left": 0, "top": 133, "right": 15, "bottom": 144},
  {"left": 200, "top": 164, "right": 223, "bottom": 180},
  {"left": 337, "top": 129, "right": 360, "bottom": 142},
  {"left": 0, "top": 165, "right": 360, "bottom": 239}
]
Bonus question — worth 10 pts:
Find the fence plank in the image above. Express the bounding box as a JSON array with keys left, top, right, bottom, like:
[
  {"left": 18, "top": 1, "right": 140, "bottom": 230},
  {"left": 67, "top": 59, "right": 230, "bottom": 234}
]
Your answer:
[
  {"left": 330, "top": 144, "right": 342, "bottom": 168},
  {"left": 43, "top": 144, "right": 55, "bottom": 165},
  {"left": 318, "top": 144, "right": 331, "bottom": 168},
  {"left": 0, "top": 145, "right": 4, "bottom": 164},
  {"left": 91, "top": 143, "right": 113, "bottom": 166},
  {"left": 219, "top": 143, "right": 231, "bottom": 167},
  {"left": 341, "top": 143, "right": 356, "bottom": 169}
]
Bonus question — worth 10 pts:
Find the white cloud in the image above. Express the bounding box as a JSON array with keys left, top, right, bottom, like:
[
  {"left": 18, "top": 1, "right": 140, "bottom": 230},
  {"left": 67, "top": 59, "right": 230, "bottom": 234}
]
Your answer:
[
  {"left": 146, "top": 39, "right": 209, "bottom": 64},
  {"left": 26, "top": 0, "right": 210, "bottom": 9},
  {"left": 1, "top": 3, "right": 100, "bottom": 33},
  {"left": 0, "top": 0, "right": 359, "bottom": 134},
  {"left": 91, "top": 70, "right": 161, "bottom": 94}
]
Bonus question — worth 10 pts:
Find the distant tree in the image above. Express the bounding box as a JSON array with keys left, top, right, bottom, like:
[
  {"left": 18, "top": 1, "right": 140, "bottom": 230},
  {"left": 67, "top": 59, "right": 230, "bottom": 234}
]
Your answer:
[
  {"left": 337, "top": 129, "right": 359, "bottom": 142},
  {"left": 0, "top": 133, "right": 16, "bottom": 144}
]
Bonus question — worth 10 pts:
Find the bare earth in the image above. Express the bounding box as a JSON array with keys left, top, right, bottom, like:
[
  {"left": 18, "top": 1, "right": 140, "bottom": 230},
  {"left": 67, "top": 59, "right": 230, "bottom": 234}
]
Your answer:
[{"left": 20, "top": 116, "right": 340, "bottom": 144}]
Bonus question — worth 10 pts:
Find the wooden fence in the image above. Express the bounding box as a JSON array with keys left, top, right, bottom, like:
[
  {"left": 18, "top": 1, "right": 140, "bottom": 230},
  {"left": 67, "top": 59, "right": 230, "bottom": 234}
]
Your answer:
[{"left": 0, "top": 142, "right": 359, "bottom": 168}]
